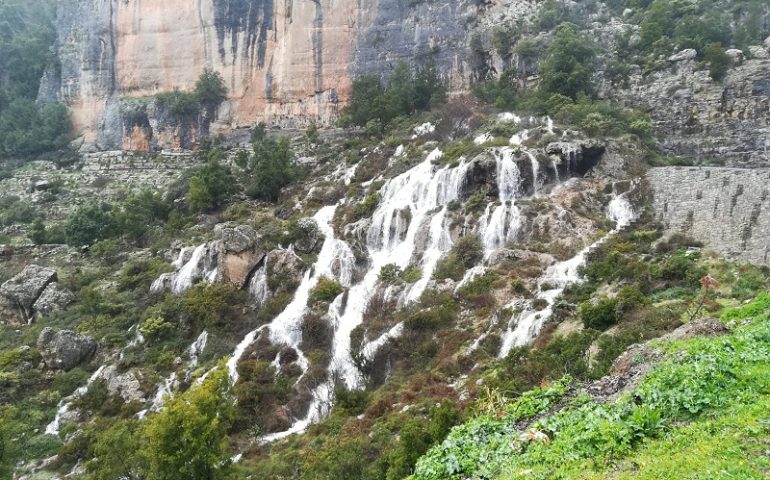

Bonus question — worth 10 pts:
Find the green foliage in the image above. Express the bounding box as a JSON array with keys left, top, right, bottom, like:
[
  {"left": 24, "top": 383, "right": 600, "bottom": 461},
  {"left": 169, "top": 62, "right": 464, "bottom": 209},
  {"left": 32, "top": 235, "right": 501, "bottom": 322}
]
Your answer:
[
  {"left": 434, "top": 235, "right": 483, "bottom": 281},
  {"left": 340, "top": 61, "right": 445, "bottom": 129},
  {"left": 473, "top": 68, "right": 518, "bottom": 109},
  {"left": 155, "top": 89, "right": 200, "bottom": 117},
  {"left": 187, "top": 158, "right": 237, "bottom": 212},
  {"left": 233, "top": 359, "right": 292, "bottom": 434},
  {"left": 194, "top": 69, "right": 228, "bottom": 112},
  {"left": 111, "top": 189, "right": 170, "bottom": 244},
  {"left": 64, "top": 202, "right": 115, "bottom": 247},
  {"left": 139, "top": 315, "right": 175, "bottom": 341},
  {"left": 180, "top": 283, "right": 247, "bottom": 329},
  {"left": 310, "top": 276, "right": 344, "bottom": 304},
  {"left": 412, "top": 294, "right": 770, "bottom": 480},
  {"left": 703, "top": 42, "right": 730, "bottom": 80},
  {"left": 85, "top": 420, "right": 143, "bottom": 480},
  {"left": 246, "top": 136, "right": 296, "bottom": 202},
  {"left": 0, "top": 0, "right": 71, "bottom": 158},
  {"left": 141, "top": 368, "right": 235, "bottom": 480},
  {"left": 539, "top": 23, "right": 595, "bottom": 100}
]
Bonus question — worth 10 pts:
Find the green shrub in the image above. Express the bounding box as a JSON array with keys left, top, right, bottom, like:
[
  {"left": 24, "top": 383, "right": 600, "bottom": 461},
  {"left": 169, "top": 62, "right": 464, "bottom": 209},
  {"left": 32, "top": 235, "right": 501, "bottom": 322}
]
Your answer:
[
  {"left": 180, "top": 283, "right": 247, "bottom": 328},
  {"left": 64, "top": 202, "right": 115, "bottom": 247},
  {"left": 310, "top": 277, "right": 344, "bottom": 304},
  {"left": 246, "top": 137, "right": 296, "bottom": 202},
  {"left": 155, "top": 89, "right": 199, "bottom": 116},
  {"left": 194, "top": 69, "right": 227, "bottom": 112}
]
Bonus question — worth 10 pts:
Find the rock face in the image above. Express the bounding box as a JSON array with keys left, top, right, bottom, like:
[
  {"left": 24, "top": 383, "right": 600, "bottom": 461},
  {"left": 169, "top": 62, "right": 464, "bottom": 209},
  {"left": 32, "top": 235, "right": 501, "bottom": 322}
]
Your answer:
[
  {"left": 214, "top": 223, "right": 265, "bottom": 289},
  {"left": 648, "top": 167, "right": 770, "bottom": 264},
  {"left": 32, "top": 283, "right": 76, "bottom": 317},
  {"left": 40, "top": 0, "right": 540, "bottom": 151},
  {"left": 0, "top": 265, "right": 58, "bottom": 322},
  {"left": 97, "top": 365, "right": 145, "bottom": 402},
  {"left": 37, "top": 327, "right": 97, "bottom": 371},
  {"left": 606, "top": 57, "right": 770, "bottom": 166}
]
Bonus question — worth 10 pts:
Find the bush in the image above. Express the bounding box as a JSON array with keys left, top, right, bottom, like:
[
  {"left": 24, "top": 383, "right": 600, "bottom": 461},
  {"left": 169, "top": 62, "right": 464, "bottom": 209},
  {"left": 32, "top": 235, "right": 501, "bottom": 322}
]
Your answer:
[
  {"left": 64, "top": 202, "right": 115, "bottom": 247},
  {"left": 310, "top": 277, "right": 344, "bottom": 304},
  {"left": 186, "top": 158, "right": 236, "bottom": 212},
  {"left": 434, "top": 235, "right": 483, "bottom": 281},
  {"left": 339, "top": 61, "right": 445, "bottom": 129},
  {"left": 180, "top": 283, "right": 247, "bottom": 329},
  {"left": 155, "top": 89, "right": 199, "bottom": 117},
  {"left": 539, "top": 23, "right": 595, "bottom": 100},
  {"left": 194, "top": 69, "right": 228, "bottom": 112},
  {"left": 703, "top": 42, "right": 730, "bottom": 81},
  {"left": 246, "top": 137, "right": 296, "bottom": 202}
]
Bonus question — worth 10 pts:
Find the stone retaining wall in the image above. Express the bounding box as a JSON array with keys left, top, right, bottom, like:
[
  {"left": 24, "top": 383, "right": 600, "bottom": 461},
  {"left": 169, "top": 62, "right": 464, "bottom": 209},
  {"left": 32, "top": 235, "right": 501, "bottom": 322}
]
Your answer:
[{"left": 648, "top": 167, "right": 770, "bottom": 264}]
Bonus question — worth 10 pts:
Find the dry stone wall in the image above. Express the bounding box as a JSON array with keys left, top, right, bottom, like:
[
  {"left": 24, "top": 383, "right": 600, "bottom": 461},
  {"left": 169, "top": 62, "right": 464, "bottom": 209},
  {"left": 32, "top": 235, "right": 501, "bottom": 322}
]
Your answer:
[{"left": 648, "top": 167, "right": 770, "bottom": 265}]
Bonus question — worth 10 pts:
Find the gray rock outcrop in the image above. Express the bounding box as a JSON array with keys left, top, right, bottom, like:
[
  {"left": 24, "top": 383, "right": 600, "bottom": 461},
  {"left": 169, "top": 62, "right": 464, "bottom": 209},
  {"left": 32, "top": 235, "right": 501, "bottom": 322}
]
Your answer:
[
  {"left": 97, "top": 365, "right": 145, "bottom": 402},
  {"left": 32, "top": 283, "right": 76, "bottom": 316},
  {"left": 214, "top": 223, "right": 265, "bottom": 289},
  {"left": 0, "top": 265, "right": 58, "bottom": 322},
  {"left": 266, "top": 249, "right": 306, "bottom": 293},
  {"left": 37, "top": 327, "right": 97, "bottom": 371}
]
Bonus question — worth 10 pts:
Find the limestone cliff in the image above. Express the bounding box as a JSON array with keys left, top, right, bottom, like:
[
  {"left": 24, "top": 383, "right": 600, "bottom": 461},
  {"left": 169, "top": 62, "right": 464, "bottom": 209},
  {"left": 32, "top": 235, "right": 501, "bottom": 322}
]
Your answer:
[{"left": 40, "top": 0, "right": 540, "bottom": 152}]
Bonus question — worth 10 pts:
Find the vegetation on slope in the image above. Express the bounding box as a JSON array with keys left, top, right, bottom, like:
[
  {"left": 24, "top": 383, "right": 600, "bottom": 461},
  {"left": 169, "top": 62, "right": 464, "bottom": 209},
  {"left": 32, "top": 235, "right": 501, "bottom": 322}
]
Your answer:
[{"left": 411, "top": 293, "right": 770, "bottom": 480}]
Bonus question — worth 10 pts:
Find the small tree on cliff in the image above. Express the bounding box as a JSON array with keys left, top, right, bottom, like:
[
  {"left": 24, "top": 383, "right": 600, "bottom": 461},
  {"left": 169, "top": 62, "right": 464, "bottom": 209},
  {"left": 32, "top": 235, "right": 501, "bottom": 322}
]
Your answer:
[
  {"left": 195, "top": 69, "right": 228, "bottom": 114},
  {"left": 539, "top": 22, "right": 595, "bottom": 100}
]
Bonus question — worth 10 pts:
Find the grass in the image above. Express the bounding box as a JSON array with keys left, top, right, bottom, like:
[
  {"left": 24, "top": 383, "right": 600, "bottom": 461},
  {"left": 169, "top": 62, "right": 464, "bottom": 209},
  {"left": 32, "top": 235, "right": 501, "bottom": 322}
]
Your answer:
[{"left": 410, "top": 293, "right": 770, "bottom": 480}]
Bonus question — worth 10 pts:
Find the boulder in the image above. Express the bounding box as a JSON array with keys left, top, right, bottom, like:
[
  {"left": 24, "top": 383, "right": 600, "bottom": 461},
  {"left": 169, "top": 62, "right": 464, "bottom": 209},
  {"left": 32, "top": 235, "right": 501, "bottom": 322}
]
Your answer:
[
  {"left": 214, "top": 223, "right": 265, "bottom": 289},
  {"left": 266, "top": 249, "right": 306, "bottom": 293},
  {"left": 661, "top": 317, "right": 729, "bottom": 341},
  {"left": 748, "top": 45, "right": 769, "bottom": 59},
  {"left": 0, "top": 265, "right": 57, "bottom": 322},
  {"left": 33, "top": 283, "right": 75, "bottom": 317},
  {"left": 97, "top": 365, "right": 145, "bottom": 402},
  {"left": 292, "top": 217, "right": 322, "bottom": 254},
  {"left": 725, "top": 48, "right": 743, "bottom": 66},
  {"left": 668, "top": 48, "right": 697, "bottom": 62},
  {"left": 37, "top": 327, "right": 97, "bottom": 371}
]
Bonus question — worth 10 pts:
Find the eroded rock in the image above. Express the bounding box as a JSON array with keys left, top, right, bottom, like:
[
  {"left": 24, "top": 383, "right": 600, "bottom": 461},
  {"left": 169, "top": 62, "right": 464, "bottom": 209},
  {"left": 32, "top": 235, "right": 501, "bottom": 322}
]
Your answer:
[
  {"left": 0, "top": 265, "right": 57, "bottom": 322},
  {"left": 33, "top": 283, "right": 75, "bottom": 317},
  {"left": 37, "top": 327, "right": 97, "bottom": 371},
  {"left": 214, "top": 223, "right": 265, "bottom": 289}
]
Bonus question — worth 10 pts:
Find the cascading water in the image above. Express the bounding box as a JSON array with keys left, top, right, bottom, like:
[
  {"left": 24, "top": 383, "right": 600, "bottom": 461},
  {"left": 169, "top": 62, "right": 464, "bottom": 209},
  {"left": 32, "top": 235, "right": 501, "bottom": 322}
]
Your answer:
[
  {"left": 225, "top": 204, "right": 355, "bottom": 382},
  {"left": 46, "top": 365, "right": 106, "bottom": 435},
  {"left": 247, "top": 262, "right": 269, "bottom": 306},
  {"left": 479, "top": 148, "right": 523, "bottom": 252},
  {"left": 255, "top": 149, "right": 475, "bottom": 441},
  {"left": 497, "top": 189, "right": 637, "bottom": 358},
  {"left": 150, "top": 244, "right": 218, "bottom": 295}
]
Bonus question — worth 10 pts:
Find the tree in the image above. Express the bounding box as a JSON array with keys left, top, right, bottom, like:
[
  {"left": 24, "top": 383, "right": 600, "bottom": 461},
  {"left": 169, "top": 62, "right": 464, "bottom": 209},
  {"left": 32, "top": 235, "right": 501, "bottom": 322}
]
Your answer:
[
  {"left": 112, "top": 189, "right": 170, "bottom": 244},
  {"left": 703, "top": 42, "right": 730, "bottom": 81},
  {"left": 186, "top": 158, "right": 236, "bottom": 212},
  {"left": 140, "top": 368, "right": 235, "bottom": 480},
  {"left": 195, "top": 69, "right": 228, "bottom": 114},
  {"left": 64, "top": 202, "right": 114, "bottom": 247},
  {"left": 539, "top": 23, "right": 595, "bottom": 100},
  {"left": 247, "top": 136, "right": 296, "bottom": 202},
  {"left": 86, "top": 420, "right": 144, "bottom": 480}
]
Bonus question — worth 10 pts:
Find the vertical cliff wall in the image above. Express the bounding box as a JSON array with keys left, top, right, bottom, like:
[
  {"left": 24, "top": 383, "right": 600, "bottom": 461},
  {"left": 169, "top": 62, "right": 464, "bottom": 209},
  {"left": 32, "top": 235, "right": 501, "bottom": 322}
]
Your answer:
[
  {"left": 648, "top": 166, "right": 770, "bottom": 264},
  {"left": 40, "top": 0, "right": 539, "bottom": 151}
]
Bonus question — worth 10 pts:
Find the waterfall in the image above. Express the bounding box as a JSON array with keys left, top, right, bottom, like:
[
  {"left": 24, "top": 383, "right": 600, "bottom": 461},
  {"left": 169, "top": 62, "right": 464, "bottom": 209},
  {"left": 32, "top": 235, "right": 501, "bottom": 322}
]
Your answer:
[
  {"left": 46, "top": 365, "right": 107, "bottom": 435},
  {"left": 256, "top": 149, "right": 473, "bottom": 441},
  {"left": 497, "top": 189, "right": 637, "bottom": 358},
  {"left": 225, "top": 205, "right": 355, "bottom": 382},
  {"left": 247, "top": 262, "right": 269, "bottom": 305},
  {"left": 479, "top": 148, "right": 523, "bottom": 252}
]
